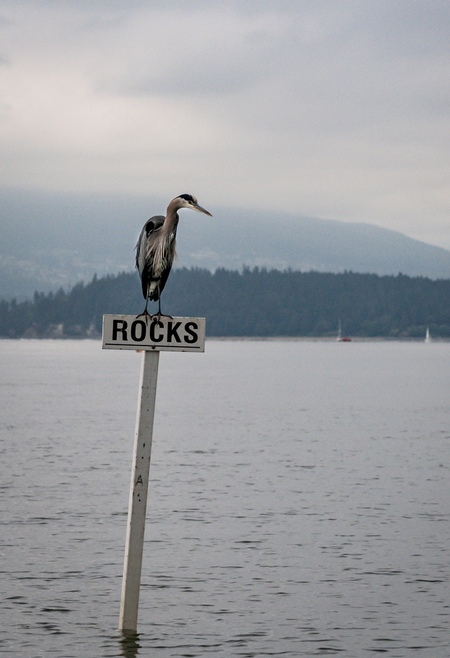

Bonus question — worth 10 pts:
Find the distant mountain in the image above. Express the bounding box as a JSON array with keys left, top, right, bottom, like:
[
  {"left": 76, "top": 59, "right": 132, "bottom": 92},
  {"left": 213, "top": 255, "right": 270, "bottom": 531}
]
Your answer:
[
  {"left": 180, "top": 210, "right": 450, "bottom": 279},
  {"left": 1, "top": 188, "right": 450, "bottom": 300}
]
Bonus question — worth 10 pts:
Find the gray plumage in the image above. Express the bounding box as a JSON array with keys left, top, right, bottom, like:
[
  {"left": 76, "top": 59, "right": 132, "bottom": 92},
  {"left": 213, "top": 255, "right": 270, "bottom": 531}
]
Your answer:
[{"left": 136, "top": 193, "right": 212, "bottom": 318}]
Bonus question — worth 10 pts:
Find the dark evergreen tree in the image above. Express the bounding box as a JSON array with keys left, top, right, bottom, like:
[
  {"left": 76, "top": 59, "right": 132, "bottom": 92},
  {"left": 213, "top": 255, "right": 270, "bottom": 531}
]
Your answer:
[{"left": 0, "top": 268, "right": 449, "bottom": 338}]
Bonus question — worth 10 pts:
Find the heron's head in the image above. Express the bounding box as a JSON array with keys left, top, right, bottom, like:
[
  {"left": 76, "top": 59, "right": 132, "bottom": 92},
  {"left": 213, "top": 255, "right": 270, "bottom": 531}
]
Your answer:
[{"left": 174, "top": 193, "right": 212, "bottom": 217}]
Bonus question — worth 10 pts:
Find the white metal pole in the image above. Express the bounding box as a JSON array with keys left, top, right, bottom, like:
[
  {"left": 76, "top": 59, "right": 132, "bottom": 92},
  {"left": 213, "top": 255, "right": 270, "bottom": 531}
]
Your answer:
[{"left": 119, "top": 350, "right": 160, "bottom": 632}]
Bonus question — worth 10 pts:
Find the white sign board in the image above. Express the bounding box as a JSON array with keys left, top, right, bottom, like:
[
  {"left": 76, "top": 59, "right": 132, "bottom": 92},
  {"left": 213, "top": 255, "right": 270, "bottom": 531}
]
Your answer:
[{"left": 102, "top": 315, "right": 206, "bottom": 352}]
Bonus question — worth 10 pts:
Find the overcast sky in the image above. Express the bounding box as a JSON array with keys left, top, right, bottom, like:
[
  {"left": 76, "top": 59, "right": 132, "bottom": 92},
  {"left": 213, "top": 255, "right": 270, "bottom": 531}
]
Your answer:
[{"left": 1, "top": 0, "right": 449, "bottom": 249}]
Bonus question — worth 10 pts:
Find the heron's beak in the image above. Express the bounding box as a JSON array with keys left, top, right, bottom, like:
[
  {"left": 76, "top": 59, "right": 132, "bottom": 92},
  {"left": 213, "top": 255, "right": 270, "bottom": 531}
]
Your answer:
[{"left": 192, "top": 203, "right": 212, "bottom": 217}]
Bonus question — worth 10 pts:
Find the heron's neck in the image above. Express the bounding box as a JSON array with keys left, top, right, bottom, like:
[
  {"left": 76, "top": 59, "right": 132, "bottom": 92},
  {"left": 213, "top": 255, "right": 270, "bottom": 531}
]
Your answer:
[
  {"left": 162, "top": 213, "right": 179, "bottom": 236},
  {"left": 163, "top": 200, "right": 181, "bottom": 235}
]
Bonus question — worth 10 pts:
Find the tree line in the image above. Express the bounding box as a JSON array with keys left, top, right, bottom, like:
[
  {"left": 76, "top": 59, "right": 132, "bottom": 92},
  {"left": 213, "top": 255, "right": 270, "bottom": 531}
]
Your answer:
[{"left": 1, "top": 267, "right": 449, "bottom": 338}]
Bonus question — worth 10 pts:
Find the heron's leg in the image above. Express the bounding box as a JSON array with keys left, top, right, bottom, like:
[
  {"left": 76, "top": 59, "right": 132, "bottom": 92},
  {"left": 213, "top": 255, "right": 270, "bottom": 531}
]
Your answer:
[
  {"left": 153, "top": 292, "right": 173, "bottom": 321},
  {"left": 136, "top": 297, "right": 153, "bottom": 322}
]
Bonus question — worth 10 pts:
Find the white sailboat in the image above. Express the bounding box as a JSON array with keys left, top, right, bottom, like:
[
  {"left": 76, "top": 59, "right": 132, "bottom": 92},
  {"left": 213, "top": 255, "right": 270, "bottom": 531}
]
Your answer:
[
  {"left": 425, "top": 327, "right": 431, "bottom": 343},
  {"left": 337, "top": 319, "right": 351, "bottom": 342}
]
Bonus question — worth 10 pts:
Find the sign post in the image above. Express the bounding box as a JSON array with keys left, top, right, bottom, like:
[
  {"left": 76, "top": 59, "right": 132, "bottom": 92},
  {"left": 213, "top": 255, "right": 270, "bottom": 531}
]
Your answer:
[{"left": 102, "top": 314, "right": 206, "bottom": 632}]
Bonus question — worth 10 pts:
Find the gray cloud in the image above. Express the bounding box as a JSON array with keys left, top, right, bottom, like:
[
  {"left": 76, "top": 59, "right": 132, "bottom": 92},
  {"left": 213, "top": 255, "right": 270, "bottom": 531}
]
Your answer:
[{"left": 0, "top": 0, "right": 449, "bottom": 249}]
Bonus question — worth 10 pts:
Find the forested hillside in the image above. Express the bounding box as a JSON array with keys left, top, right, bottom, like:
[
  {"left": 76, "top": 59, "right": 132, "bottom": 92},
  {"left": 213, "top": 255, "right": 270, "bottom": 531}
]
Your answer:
[{"left": 1, "top": 268, "right": 449, "bottom": 338}]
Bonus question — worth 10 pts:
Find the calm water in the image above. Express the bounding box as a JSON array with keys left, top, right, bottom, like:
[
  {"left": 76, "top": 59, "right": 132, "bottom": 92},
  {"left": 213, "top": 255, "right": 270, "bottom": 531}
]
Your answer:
[{"left": 1, "top": 339, "right": 449, "bottom": 657}]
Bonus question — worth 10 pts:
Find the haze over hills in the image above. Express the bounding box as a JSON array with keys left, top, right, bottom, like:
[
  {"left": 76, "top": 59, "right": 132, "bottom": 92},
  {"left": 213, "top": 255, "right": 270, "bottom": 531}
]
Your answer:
[{"left": 1, "top": 188, "right": 450, "bottom": 300}]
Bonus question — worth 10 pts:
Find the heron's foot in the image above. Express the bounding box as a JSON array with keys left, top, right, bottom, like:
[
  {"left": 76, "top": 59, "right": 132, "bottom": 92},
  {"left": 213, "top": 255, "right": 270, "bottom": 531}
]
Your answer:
[
  {"left": 136, "top": 310, "right": 153, "bottom": 323},
  {"left": 152, "top": 312, "right": 173, "bottom": 321}
]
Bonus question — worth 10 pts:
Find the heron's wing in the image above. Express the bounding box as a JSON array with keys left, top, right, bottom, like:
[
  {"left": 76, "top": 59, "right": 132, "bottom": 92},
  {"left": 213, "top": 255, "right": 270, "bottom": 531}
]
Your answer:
[
  {"left": 135, "top": 215, "right": 165, "bottom": 298},
  {"left": 157, "top": 258, "right": 173, "bottom": 298}
]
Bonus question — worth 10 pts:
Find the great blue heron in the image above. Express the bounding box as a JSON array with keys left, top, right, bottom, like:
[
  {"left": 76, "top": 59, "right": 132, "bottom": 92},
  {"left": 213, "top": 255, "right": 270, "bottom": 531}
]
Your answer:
[{"left": 136, "top": 193, "right": 212, "bottom": 319}]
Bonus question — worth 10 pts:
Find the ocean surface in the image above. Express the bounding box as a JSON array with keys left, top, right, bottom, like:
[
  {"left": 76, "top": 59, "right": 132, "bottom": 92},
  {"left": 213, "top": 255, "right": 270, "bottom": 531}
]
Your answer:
[{"left": 1, "top": 338, "right": 449, "bottom": 657}]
